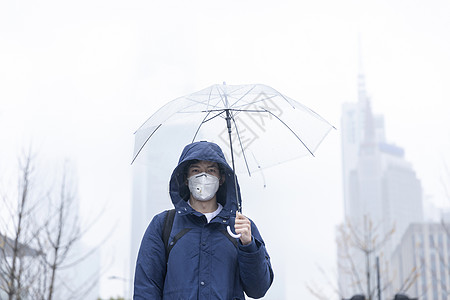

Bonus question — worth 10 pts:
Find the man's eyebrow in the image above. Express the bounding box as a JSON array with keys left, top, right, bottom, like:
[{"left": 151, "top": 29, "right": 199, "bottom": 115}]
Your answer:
[{"left": 188, "top": 162, "right": 218, "bottom": 168}]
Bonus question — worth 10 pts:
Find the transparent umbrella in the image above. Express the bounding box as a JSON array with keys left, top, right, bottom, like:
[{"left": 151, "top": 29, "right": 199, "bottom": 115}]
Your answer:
[{"left": 132, "top": 83, "right": 335, "bottom": 236}]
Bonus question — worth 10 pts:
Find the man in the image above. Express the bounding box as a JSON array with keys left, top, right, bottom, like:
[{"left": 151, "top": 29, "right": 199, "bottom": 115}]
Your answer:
[{"left": 134, "top": 141, "right": 273, "bottom": 299}]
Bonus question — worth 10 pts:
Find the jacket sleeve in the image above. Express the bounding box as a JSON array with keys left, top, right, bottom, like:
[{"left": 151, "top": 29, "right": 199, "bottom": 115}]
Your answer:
[
  {"left": 133, "top": 213, "right": 166, "bottom": 300},
  {"left": 237, "top": 221, "right": 274, "bottom": 299}
]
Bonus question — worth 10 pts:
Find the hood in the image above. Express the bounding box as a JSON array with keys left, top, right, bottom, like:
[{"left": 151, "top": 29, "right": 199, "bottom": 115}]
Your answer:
[{"left": 169, "top": 141, "right": 240, "bottom": 212}]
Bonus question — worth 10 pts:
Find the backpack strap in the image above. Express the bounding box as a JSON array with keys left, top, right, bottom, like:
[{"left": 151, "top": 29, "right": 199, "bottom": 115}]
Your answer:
[
  {"left": 162, "top": 209, "right": 176, "bottom": 261},
  {"left": 162, "top": 209, "right": 192, "bottom": 261},
  {"left": 167, "top": 228, "right": 192, "bottom": 255},
  {"left": 219, "top": 217, "right": 239, "bottom": 248},
  {"left": 219, "top": 229, "right": 239, "bottom": 248}
]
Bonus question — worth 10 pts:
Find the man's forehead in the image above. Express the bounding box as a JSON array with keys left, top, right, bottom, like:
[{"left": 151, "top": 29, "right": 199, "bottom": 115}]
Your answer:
[{"left": 189, "top": 160, "right": 219, "bottom": 168}]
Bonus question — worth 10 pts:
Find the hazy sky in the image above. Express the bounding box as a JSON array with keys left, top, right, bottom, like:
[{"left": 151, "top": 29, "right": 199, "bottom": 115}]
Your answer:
[{"left": 1, "top": 0, "right": 449, "bottom": 298}]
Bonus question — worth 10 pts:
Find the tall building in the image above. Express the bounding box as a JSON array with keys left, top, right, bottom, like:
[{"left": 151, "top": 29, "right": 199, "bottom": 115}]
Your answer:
[
  {"left": 129, "top": 147, "right": 177, "bottom": 299},
  {"left": 130, "top": 126, "right": 199, "bottom": 298},
  {"left": 391, "top": 223, "right": 450, "bottom": 299},
  {"left": 337, "top": 63, "right": 423, "bottom": 298}
]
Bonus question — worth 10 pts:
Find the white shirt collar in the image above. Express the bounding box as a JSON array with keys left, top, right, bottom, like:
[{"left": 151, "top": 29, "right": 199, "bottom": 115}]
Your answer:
[{"left": 188, "top": 201, "right": 223, "bottom": 223}]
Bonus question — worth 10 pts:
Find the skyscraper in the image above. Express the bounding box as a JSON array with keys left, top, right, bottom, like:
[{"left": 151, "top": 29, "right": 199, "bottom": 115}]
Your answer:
[
  {"left": 338, "top": 61, "right": 423, "bottom": 298},
  {"left": 129, "top": 144, "right": 177, "bottom": 298},
  {"left": 391, "top": 223, "right": 450, "bottom": 299}
]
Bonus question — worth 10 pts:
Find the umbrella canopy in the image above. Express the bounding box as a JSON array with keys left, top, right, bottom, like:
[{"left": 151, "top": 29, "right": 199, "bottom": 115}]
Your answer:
[{"left": 133, "top": 83, "right": 335, "bottom": 177}]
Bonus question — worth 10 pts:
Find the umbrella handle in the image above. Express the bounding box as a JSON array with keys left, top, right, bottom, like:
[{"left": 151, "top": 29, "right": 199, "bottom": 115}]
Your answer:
[{"left": 227, "top": 225, "right": 241, "bottom": 239}]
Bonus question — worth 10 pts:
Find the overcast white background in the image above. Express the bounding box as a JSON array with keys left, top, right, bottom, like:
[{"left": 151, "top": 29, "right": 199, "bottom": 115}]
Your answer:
[{"left": 1, "top": 0, "right": 450, "bottom": 298}]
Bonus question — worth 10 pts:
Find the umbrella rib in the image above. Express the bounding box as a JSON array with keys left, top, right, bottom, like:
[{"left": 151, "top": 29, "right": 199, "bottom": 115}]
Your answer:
[
  {"left": 202, "top": 110, "right": 226, "bottom": 123},
  {"left": 206, "top": 86, "right": 213, "bottom": 111},
  {"left": 133, "top": 114, "right": 154, "bottom": 134},
  {"left": 228, "top": 109, "right": 266, "bottom": 113},
  {"left": 191, "top": 110, "right": 226, "bottom": 143},
  {"left": 266, "top": 86, "right": 336, "bottom": 128},
  {"left": 228, "top": 94, "right": 279, "bottom": 110},
  {"left": 264, "top": 86, "right": 296, "bottom": 109},
  {"left": 261, "top": 108, "right": 315, "bottom": 157},
  {"left": 225, "top": 84, "right": 249, "bottom": 95},
  {"left": 134, "top": 93, "right": 224, "bottom": 135},
  {"left": 215, "top": 85, "right": 228, "bottom": 108},
  {"left": 230, "top": 112, "right": 252, "bottom": 177},
  {"left": 229, "top": 84, "right": 257, "bottom": 108},
  {"left": 201, "top": 108, "right": 266, "bottom": 113},
  {"left": 249, "top": 152, "right": 266, "bottom": 188},
  {"left": 183, "top": 95, "right": 223, "bottom": 109},
  {"left": 131, "top": 124, "right": 162, "bottom": 164},
  {"left": 216, "top": 84, "right": 251, "bottom": 108}
]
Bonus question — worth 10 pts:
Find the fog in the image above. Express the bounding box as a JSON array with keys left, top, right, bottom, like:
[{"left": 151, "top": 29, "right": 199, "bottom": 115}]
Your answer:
[{"left": 1, "top": 0, "right": 449, "bottom": 298}]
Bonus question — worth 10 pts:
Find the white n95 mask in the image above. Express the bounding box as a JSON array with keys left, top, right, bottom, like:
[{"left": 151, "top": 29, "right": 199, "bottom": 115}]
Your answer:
[{"left": 188, "top": 172, "right": 220, "bottom": 201}]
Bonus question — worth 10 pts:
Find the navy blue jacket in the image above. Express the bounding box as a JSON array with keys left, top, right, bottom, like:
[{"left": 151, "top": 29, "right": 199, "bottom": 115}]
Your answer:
[{"left": 134, "top": 141, "right": 273, "bottom": 299}]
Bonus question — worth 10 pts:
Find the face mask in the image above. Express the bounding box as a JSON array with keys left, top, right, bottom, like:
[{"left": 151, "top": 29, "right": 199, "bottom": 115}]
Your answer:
[{"left": 188, "top": 172, "right": 220, "bottom": 201}]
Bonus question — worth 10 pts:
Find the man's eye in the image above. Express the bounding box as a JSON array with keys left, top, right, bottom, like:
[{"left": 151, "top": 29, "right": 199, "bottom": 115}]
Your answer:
[{"left": 208, "top": 168, "right": 217, "bottom": 173}]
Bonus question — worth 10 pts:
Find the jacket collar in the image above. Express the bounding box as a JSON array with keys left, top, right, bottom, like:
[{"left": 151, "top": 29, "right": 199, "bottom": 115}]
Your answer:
[{"left": 174, "top": 199, "right": 236, "bottom": 224}]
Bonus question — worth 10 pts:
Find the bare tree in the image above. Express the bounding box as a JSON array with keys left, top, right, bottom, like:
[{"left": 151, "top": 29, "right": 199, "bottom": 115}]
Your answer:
[
  {"left": 0, "top": 149, "right": 42, "bottom": 300},
  {"left": 0, "top": 150, "right": 103, "bottom": 300},
  {"left": 307, "top": 215, "right": 419, "bottom": 300},
  {"left": 341, "top": 216, "right": 395, "bottom": 299},
  {"left": 40, "top": 159, "right": 108, "bottom": 300}
]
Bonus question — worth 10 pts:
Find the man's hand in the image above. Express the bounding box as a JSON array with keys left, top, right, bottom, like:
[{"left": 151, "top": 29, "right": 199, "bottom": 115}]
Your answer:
[{"left": 235, "top": 212, "right": 252, "bottom": 245}]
